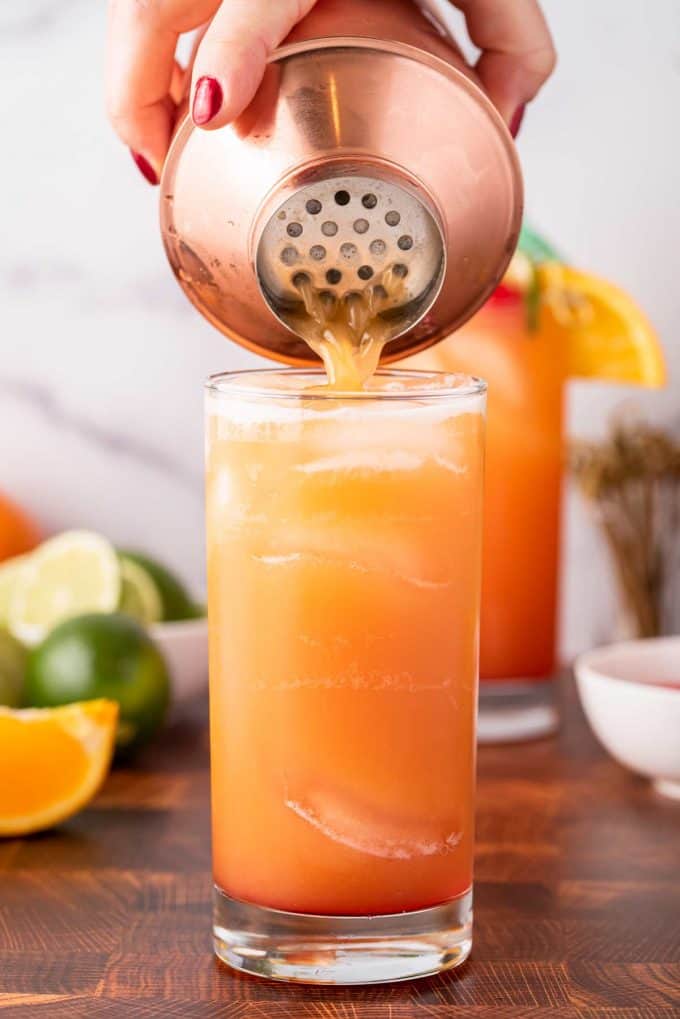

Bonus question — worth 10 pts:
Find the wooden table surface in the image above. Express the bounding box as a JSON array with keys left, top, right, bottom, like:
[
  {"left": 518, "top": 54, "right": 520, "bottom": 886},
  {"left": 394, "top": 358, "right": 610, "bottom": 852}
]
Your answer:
[{"left": 1, "top": 675, "right": 679, "bottom": 1018}]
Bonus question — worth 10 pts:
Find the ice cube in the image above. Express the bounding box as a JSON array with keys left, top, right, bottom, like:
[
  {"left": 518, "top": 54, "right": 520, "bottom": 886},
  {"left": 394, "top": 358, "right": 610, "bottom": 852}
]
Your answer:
[
  {"left": 284, "top": 786, "right": 461, "bottom": 860},
  {"left": 255, "top": 519, "right": 450, "bottom": 590},
  {"left": 207, "top": 467, "right": 233, "bottom": 510},
  {"left": 296, "top": 449, "right": 424, "bottom": 475}
]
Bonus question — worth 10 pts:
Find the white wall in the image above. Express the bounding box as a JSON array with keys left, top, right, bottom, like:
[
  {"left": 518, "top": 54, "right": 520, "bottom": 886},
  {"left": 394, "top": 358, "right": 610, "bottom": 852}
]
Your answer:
[
  {"left": 521, "top": 2, "right": 680, "bottom": 655},
  {"left": 1, "top": 0, "right": 678, "bottom": 657}
]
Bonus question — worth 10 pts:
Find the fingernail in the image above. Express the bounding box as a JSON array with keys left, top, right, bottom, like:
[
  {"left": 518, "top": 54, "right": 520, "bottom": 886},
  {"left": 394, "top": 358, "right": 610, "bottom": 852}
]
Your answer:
[
  {"left": 510, "top": 104, "right": 526, "bottom": 139},
  {"left": 129, "top": 150, "right": 158, "bottom": 185},
  {"left": 193, "top": 76, "right": 223, "bottom": 126}
]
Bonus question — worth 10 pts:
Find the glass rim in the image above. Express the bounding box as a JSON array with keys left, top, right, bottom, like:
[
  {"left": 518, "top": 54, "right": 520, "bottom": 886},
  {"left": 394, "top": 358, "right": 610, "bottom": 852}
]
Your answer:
[{"left": 205, "top": 368, "right": 487, "bottom": 402}]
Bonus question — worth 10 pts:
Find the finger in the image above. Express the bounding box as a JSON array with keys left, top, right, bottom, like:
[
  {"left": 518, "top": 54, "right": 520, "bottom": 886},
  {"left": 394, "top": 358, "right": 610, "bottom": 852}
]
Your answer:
[
  {"left": 451, "top": 0, "right": 556, "bottom": 122},
  {"left": 106, "top": 0, "right": 219, "bottom": 174},
  {"left": 178, "top": 23, "right": 210, "bottom": 101},
  {"left": 190, "top": 0, "right": 318, "bottom": 129}
]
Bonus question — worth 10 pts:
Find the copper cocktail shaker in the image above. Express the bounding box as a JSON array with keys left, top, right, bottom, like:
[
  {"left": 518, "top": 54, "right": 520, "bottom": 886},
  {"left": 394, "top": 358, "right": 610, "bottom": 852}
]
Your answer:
[{"left": 160, "top": 0, "right": 523, "bottom": 365}]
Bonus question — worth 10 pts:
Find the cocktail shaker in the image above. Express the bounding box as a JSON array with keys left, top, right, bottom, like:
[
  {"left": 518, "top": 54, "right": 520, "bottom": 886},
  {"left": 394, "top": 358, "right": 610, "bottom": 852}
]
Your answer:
[{"left": 160, "top": 0, "right": 523, "bottom": 365}]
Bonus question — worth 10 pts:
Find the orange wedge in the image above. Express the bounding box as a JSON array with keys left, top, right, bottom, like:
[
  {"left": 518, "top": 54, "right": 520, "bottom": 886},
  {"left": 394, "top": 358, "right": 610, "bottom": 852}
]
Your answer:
[
  {"left": 536, "top": 263, "right": 666, "bottom": 388},
  {"left": 0, "top": 699, "right": 117, "bottom": 836}
]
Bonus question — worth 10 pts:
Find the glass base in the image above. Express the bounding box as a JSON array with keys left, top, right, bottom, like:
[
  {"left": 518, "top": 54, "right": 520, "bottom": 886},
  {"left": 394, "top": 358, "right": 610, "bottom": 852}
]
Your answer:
[
  {"left": 478, "top": 679, "right": 558, "bottom": 743},
  {"left": 213, "top": 886, "right": 472, "bottom": 985}
]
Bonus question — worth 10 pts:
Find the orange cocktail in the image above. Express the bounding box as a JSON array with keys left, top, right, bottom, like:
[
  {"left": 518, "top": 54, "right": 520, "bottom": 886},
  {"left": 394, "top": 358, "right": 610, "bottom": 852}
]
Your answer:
[
  {"left": 411, "top": 287, "right": 566, "bottom": 682},
  {"left": 408, "top": 232, "right": 664, "bottom": 741},
  {"left": 206, "top": 368, "right": 485, "bottom": 983}
]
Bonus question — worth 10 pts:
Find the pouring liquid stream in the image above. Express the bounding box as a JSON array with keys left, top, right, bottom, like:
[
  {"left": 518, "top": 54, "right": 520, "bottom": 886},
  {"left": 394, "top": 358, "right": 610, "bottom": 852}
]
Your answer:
[{"left": 290, "top": 265, "right": 407, "bottom": 392}]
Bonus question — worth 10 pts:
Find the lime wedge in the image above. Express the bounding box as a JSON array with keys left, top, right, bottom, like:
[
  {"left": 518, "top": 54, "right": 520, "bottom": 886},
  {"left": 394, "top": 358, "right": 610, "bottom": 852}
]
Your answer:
[
  {"left": 0, "top": 627, "right": 26, "bottom": 707},
  {"left": 0, "top": 556, "right": 29, "bottom": 627},
  {"left": 8, "top": 531, "right": 121, "bottom": 645},
  {"left": 118, "top": 556, "right": 163, "bottom": 624},
  {"left": 118, "top": 550, "right": 197, "bottom": 621}
]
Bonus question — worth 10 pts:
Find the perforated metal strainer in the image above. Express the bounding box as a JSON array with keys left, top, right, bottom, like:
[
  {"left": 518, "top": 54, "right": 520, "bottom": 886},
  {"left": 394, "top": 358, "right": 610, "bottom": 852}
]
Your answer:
[{"left": 256, "top": 174, "right": 445, "bottom": 341}]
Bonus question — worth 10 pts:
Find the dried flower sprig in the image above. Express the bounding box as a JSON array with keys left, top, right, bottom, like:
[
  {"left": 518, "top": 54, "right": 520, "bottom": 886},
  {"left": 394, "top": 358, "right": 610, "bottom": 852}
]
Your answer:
[{"left": 570, "top": 417, "right": 680, "bottom": 638}]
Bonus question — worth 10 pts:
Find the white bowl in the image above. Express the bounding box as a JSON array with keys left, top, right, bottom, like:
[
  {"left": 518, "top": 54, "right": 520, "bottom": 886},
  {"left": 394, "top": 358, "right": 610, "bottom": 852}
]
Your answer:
[
  {"left": 150, "top": 618, "right": 209, "bottom": 706},
  {"left": 575, "top": 636, "right": 680, "bottom": 800}
]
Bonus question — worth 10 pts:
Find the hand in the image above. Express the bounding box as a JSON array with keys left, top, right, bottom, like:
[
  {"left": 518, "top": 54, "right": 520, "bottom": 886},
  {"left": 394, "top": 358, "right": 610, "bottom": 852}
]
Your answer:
[
  {"left": 446, "top": 0, "right": 556, "bottom": 132},
  {"left": 106, "top": 0, "right": 555, "bottom": 185},
  {"left": 106, "top": 0, "right": 320, "bottom": 183}
]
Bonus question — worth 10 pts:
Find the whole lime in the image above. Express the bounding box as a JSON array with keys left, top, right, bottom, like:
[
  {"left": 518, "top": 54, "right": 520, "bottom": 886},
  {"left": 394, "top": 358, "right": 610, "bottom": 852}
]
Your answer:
[
  {"left": 0, "top": 626, "right": 26, "bottom": 707},
  {"left": 25, "top": 613, "right": 170, "bottom": 750},
  {"left": 118, "top": 551, "right": 201, "bottom": 622}
]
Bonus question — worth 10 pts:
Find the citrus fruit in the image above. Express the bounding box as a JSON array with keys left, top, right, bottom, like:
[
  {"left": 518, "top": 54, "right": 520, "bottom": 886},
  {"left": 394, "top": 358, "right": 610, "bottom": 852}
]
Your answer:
[
  {"left": 536, "top": 263, "right": 665, "bottom": 388},
  {"left": 25, "top": 613, "right": 170, "bottom": 750},
  {"left": 496, "top": 230, "right": 665, "bottom": 390},
  {"left": 118, "top": 550, "right": 199, "bottom": 621},
  {"left": 0, "top": 627, "right": 26, "bottom": 708},
  {"left": 8, "top": 531, "right": 120, "bottom": 645},
  {"left": 118, "top": 555, "right": 163, "bottom": 624},
  {"left": 0, "top": 492, "right": 40, "bottom": 564},
  {"left": 0, "top": 699, "right": 117, "bottom": 836},
  {"left": 0, "top": 556, "right": 28, "bottom": 627}
]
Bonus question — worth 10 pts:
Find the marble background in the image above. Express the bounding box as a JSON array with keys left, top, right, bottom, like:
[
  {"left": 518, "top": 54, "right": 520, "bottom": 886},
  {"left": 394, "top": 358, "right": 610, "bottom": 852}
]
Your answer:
[{"left": 1, "top": 0, "right": 678, "bottom": 658}]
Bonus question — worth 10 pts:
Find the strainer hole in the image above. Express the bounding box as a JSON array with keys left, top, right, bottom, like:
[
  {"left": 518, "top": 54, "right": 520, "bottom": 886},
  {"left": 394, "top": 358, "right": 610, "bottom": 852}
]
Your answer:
[
  {"left": 334, "top": 190, "right": 351, "bottom": 206},
  {"left": 362, "top": 193, "right": 377, "bottom": 209},
  {"left": 321, "top": 221, "right": 338, "bottom": 237},
  {"left": 280, "top": 246, "right": 298, "bottom": 265},
  {"left": 392, "top": 263, "right": 408, "bottom": 278},
  {"left": 357, "top": 265, "right": 374, "bottom": 281},
  {"left": 292, "top": 272, "right": 310, "bottom": 288},
  {"left": 385, "top": 211, "right": 401, "bottom": 227},
  {"left": 340, "top": 242, "right": 358, "bottom": 259},
  {"left": 369, "top": 239, "right": 386, "bottom": 256},
  {"left": 305, "top": 199, "right": 322, "bottom": 215},
  {"left": 326, "top": 268, "right": 342, "bottom": 284},
  {"left": 287, "top": 222, "right": 303, "bottom": 237},
  {"left": 310, "top": 245, "right": 326, "bottom": 261},
  {"left": 373, "top": 284, "right": 388, "bottom": 299},
  {"left": 353, "top": 219, "right": 369, "bottom": 234},
  {"left": 319, "top": 291, "right": 336, "bottom": 313},
  {"left": 397, "top": 234, "right": 413, "bottom": 250}
]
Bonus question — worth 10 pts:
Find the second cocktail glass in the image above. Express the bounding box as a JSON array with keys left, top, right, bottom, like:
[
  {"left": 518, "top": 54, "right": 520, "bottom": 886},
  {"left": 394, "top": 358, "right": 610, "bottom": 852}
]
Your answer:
[{"left": 206, "top": 369, "right": 486, "bottom": 984}]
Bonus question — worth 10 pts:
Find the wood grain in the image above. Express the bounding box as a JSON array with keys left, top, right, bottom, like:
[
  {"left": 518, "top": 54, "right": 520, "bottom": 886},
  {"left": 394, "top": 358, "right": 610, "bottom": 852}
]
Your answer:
[{"left": 1, "top": 675, "right": 679, "bottom": 1018}]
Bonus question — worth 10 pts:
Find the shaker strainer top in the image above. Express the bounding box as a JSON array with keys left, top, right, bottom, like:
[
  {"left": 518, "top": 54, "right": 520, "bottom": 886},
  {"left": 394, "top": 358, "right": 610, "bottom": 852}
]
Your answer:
[
  {"left": 160, "top": 37, "right": 522, "bottom": 365},
  {"left": 256, "top": 174, "right": 445, "bottom": 341}
]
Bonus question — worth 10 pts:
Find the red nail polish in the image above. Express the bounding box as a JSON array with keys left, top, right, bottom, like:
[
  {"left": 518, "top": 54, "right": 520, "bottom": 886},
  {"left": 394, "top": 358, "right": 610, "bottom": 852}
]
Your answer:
[
  {"left": 130, "top": 150, "right": 158, "bottom": 185},
  {"left": 510, "top": 104, "right": 526, "bottom": 139},
  {"left": 193, "top": 76, "right": 223, "bottom": 126}
]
